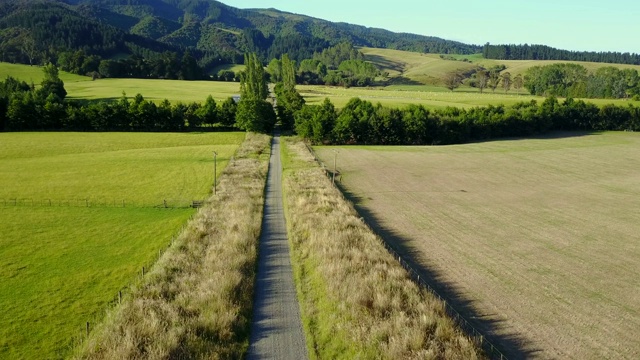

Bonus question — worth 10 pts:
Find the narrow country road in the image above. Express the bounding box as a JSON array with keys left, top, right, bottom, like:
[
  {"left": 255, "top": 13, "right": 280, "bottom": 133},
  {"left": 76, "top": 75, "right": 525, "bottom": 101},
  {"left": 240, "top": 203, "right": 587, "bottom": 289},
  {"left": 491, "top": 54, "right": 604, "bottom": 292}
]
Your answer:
[{"left": 247, "top": 131, "right": 308, "bottom": 360}]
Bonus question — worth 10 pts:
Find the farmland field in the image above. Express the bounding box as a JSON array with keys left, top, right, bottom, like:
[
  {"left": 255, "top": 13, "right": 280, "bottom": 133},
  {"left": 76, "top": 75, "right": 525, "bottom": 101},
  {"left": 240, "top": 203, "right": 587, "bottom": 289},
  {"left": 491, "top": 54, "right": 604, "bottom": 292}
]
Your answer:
[
  {"left": 361, "top": 47, "right": 640, "bottom": 83},
  {"left": 3, "top": 61, "right": 638, "bottom": 111},
  {"left": 0, "top": 132, "right": 244, "bottom": 359},
  {"left": 315, "top": 132, "right": 640, "bottom": 359}
]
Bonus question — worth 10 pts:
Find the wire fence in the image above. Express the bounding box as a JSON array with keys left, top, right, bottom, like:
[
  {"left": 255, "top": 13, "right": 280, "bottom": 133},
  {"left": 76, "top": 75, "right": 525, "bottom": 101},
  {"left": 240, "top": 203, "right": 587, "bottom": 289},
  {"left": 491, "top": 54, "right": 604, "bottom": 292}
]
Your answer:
[
  {"left": 0, "top": 198, "right": 205, "bottom": 209},
  {"left": 69, "top": 212, "right": 196, "bottom": 351},
  {"left": 304, "top": 142, "right": 508, "bottom": 360}
]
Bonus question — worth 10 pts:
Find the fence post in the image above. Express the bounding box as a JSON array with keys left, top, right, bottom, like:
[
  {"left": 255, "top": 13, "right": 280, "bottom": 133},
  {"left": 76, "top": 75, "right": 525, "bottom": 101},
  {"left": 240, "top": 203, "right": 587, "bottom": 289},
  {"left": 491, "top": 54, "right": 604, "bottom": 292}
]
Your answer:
[
  {"left": 86, "top": 322, "right": 90, "bottom": 337},
  {"left": 118, "top": 291, "right": 122, "bottom": 304},
  {"left": 142, "top": 266, "right": 145, "bottom": 276}
]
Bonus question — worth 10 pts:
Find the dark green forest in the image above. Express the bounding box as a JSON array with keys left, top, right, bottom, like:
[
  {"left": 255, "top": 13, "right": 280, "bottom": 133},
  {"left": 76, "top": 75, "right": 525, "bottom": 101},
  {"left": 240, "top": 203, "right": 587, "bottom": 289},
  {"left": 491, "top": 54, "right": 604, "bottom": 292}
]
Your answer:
[
  {"left": 522, "top": 63, "right": 640, "bottom": 100},
  {"left": 0, "top": 0, "right": 478, "bottom": 78},
  {"left": 483, "top": 43, "right": 640, "bottom": 65}
]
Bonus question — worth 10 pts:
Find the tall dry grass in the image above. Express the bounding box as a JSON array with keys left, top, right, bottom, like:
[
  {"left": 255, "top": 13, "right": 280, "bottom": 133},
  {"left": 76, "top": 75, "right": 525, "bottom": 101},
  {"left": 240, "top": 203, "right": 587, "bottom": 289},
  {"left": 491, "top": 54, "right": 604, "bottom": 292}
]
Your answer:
[
  {"left": 281, "top": 137, "right": 483, "bottom": 360},
  {"left": 74, "top": 133, "right": 271, "bottom": 359}
]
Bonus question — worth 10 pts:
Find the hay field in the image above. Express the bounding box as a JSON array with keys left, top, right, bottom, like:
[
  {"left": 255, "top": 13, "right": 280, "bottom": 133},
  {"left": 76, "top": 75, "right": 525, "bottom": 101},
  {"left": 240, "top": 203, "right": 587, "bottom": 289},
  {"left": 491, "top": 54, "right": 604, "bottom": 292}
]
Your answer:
[
  {"left": 0, "top": 132, "right": 244, "bottom": 359},
  {"left": 315, "top": 132, "right": 640, "bottom": 359}
]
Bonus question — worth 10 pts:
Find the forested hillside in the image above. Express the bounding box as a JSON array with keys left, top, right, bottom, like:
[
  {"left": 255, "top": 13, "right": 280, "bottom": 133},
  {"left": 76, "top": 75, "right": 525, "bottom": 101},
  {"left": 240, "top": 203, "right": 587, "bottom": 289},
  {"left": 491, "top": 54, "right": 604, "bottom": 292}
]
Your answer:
[
  {"left": 483, "top": 43, "right": 640, "bottom": 65},
  {"left": 0, "top": 0, "right": 479, "bottom": 76}
]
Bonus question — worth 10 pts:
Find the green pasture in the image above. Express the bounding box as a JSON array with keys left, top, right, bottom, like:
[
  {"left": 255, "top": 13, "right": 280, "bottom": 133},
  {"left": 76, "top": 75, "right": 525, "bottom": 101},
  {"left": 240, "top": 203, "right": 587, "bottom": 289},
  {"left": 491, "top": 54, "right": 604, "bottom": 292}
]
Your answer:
[
  {"left": 0, "top": 132, "right": 245, "bottom": 359},
  {"left": 298, "top": 84, "right": 639, "bottom": 109},
  {"left": 2, "top": 60, "right": 638, "bottom": 111},
  {"left": 0, "top": 62, "right": 240, "bottom": 104},
  {"left": 0, "top": 207, "right": 193, "bottom": 359},
  {"left": 65, "top": 78, "right": 240, "bottom": 103},
  {"left": 0, "top": 62, "right": 89, "bottom": 84}
]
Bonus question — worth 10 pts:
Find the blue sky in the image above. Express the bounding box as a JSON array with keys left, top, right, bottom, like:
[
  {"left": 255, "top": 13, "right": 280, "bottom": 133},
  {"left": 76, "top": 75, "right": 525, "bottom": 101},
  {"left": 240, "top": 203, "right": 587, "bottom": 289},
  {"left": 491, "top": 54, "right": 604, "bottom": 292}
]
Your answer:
[{"left": 217, "top": 0, "right": 639, "bottom": 54}]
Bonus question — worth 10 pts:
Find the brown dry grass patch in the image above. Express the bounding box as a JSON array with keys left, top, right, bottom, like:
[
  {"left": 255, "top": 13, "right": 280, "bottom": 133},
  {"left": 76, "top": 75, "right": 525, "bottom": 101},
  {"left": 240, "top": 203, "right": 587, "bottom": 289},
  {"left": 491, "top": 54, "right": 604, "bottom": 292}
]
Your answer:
[
  {"left": 281, "top": 137, "right": 482, "bottom": 359},
  {"left": 73, "top": 133, "right": 271, "bottom": 359}
]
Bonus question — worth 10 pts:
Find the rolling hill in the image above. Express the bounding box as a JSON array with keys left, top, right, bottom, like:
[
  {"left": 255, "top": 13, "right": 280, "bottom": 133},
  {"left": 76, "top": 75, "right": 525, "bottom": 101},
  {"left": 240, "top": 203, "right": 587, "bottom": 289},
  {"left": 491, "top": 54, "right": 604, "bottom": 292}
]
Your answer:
[
  {"left": 361, "top": 47, "right": 640, "bottom": 86},
  {"left": 0, "top": 0, "right": 480, "bottom": 71}
]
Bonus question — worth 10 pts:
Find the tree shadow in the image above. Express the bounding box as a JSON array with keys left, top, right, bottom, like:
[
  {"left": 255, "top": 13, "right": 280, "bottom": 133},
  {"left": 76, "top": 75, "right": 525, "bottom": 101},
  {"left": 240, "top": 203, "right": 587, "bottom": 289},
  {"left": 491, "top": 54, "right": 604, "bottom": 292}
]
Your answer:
[
  {"left": 384, "top": 76, "right": 423, "bottom": 86},
  {"left": 364, "top": 54, "right": 406, "bottom": 73},
  {"left": 471, "top": 130, "right": 600, "bottom": 145},
  {"left": 335, "top": 183, "right": 542, "bottom": 359}
]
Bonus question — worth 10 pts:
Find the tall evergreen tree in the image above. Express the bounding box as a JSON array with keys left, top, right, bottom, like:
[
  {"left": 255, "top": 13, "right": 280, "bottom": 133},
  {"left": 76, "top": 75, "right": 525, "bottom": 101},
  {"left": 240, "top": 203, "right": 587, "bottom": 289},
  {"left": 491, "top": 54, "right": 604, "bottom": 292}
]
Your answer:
[
  {"left": 275, "top": 54, "right": 305, "bottom": 130},
  {"left": 236, "top": 52, "right": 275, "bottom": 132}
]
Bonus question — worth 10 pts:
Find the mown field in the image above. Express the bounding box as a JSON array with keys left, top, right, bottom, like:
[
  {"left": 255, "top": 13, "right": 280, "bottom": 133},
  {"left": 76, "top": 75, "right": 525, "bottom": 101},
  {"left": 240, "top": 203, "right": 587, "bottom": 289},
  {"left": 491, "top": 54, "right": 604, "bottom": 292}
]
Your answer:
[
  {"left": 315, "top": 132, "right": 640, "bottom": 359},
  {"left": 0, "top": 132, "right": 244, "bottom": 359}
]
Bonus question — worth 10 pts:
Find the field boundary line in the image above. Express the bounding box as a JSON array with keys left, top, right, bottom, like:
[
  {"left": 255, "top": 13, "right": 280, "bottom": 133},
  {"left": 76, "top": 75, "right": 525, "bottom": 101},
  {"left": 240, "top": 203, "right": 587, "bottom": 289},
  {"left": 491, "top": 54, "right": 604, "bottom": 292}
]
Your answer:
[
  {"left": 0, "top": 198, "right": 205, "bottom": 209},
  {"left": 303, "top": 142, "right": 508, "bottom": 360}
]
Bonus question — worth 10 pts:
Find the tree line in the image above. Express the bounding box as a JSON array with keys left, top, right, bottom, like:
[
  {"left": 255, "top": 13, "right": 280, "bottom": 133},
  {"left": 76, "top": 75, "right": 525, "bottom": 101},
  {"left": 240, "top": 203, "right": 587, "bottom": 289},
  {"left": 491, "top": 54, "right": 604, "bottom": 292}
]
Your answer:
[
  {"left": 266, "top": 42, "right": 379, "bottom": 87},
  {"left": 483, "top": 43, "right": 640, "bottom": 65},
  {"left": 6, "top": 55, "right": 640, "bottom": 149},
  {"left": 524, "top": 63, "right": 640, "bottom": 99},
  {"left": 0, "top": 66, "right": 238, "bottom": 132},
  {"left": 294, "top": 96, "right": 640, "bottom": 145}
]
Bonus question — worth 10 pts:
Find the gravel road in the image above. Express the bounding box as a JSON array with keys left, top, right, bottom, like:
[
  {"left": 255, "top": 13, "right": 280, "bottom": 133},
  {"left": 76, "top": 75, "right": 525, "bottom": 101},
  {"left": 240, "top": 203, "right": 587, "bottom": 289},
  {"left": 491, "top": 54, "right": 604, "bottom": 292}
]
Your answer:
[{"left": 247, "top": 133, "right": 308, "bottom": 360}]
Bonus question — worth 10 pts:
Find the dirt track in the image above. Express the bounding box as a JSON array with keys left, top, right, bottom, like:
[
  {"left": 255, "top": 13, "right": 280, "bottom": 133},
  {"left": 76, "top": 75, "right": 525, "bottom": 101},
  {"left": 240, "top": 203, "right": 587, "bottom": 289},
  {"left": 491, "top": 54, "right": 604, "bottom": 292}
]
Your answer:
[{"left": 247, "top": 133, "right": 308, "bottom": 360}]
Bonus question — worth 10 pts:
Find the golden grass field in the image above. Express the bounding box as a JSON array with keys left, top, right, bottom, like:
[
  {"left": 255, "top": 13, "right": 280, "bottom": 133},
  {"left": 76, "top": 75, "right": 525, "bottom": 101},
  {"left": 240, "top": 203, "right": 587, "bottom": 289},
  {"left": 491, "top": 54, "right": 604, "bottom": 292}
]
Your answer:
[{"left": 315, "top": 132, "right": 640, "bottom": 359}]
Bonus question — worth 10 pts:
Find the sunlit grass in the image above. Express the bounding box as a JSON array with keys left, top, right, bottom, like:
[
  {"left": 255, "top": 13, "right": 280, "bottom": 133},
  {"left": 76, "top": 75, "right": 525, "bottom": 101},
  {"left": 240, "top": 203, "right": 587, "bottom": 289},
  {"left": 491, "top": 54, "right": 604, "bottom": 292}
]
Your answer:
[{"left": 0, "top": 132, "right": 245, "bottom": 359}]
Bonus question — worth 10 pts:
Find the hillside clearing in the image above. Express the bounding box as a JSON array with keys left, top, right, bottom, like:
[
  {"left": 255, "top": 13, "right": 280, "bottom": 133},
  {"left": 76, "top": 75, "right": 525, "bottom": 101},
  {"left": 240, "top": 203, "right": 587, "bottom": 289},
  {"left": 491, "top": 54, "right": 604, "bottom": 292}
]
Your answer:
[{"left": 315, "top": 132, "right": 640, "bottom": 359}]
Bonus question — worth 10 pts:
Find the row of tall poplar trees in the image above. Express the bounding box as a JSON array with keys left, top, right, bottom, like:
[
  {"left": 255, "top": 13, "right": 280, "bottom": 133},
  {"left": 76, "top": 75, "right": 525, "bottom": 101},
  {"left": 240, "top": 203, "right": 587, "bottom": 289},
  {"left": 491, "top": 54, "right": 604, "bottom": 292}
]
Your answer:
[{"left": 235, "top": 53, "right": 304, "bottom": 133}]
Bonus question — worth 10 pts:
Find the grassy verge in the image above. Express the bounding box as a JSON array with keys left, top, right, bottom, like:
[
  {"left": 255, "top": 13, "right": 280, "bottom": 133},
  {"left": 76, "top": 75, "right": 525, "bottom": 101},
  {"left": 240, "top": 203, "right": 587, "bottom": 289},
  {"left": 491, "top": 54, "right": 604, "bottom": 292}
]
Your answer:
[
  {"left": 280, "top": 137, "right": 483, "bottom": 359},
  {"left": 74, "top": 133, "right": 271, "bottom": 359}
]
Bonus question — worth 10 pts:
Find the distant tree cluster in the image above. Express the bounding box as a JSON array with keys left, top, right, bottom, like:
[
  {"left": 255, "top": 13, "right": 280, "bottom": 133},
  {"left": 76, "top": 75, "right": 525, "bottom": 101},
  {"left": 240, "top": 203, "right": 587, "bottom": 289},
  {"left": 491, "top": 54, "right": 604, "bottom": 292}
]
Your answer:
[
  {"left": 235, "top": 53, "right": 276, "bottom": 133},
  {"left": 483, "top": 43, "right": 640, "bottom": 65},
  {"left": 294, "top": 96, "right": 640, "bottom": 145},
  {"left": 267, "top": 42, "right": 380, "bottom": 87},
  {"left": 524, "top": 64, "right": 640, "bottom": 99},
  {"left": 55, "top": 50, "right": 208, "bottom": 80},
  {"left": 0, "top": 66, "right": 238, "bottom": 132}
]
